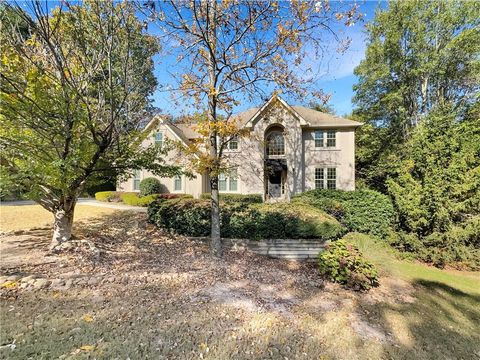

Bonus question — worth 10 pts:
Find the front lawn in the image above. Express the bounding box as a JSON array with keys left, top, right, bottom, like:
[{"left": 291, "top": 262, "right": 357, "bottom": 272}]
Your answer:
[
  {"left": 1, "top": 211, "right": 479, "bottom": 359},
  {"left": 0, "top": 205, "right": 117, "bottom": 232}
]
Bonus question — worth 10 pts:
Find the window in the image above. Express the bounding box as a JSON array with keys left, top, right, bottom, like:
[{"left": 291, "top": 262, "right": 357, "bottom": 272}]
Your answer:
[
  {"left": 326, "top": 130, "right": 336, "bottom": 147},
  {"left": 218, "top": 173, "right": 227, "bottom": 191},
  {"left": 218, "top": 169, "right": 238, "bottom": 192},
  {"left": 314, "top": 130, "right": 336, "bottom": 148},
  {"left": 266, "top": 131, "right": 285, "bottom": 156},
  {"left": 315, "top": 168, "right": 336, "bottom": 190},
  {"left": 228, "top": 136, "right": 238, "bottom": 150},
  {"left": 327, "top": 168, "right": 336, "bottom": 189},
  {"left": 314, "top": 131, "right": 324, "bottom": 147},
  {"left": 229, "top": 169, "right": 238, "bottom": 191},
  {"left": 315, "top": 168, "right": 324, "bottom": 189},
  {"left": 154, "top": 132, "right": 163, "bottom": 148},
  {"left": 133, "top": 170, "right": 141, "bottom": 191},
  {"left": 174, "top": 175, "right": 182, "bottom": 191}
]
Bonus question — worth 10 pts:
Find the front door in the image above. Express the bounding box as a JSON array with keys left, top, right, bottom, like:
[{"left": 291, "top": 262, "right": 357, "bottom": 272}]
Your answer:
[{"left": 268, "top": 170, "right": 282, "bottom": 198}]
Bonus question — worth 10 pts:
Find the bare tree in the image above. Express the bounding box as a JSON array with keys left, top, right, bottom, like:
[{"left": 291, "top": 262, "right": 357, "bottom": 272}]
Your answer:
[{"left": 142, "top": 0, "right": 360, "bottom": 256}]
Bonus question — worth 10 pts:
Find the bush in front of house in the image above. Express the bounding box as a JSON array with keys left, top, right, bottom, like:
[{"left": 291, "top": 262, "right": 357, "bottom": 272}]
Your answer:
[
  {"left": 95, "top": 191, "right": 120, "bottom": 202},
  {"left": 148, "top": 199, "right": 346, "bottom": 240},
  {"left": 294, "top": 189, "right": 395, "bottom": 238},
  {"left": 148, "top": 198, "right": 212, "bottom": 236},
  {"left": 156, "top": 193, "right": 194, "bottom": 200},
  {"left": 120, "top": 193, "right": 158, "bottom": 207},
  {"left": 139, "top": 177, "right": 163, "bottom": 196},
  {"left": 318, "top": 239, "right": 379, "bottom": 291},
  {"left": 200, "top": 193, "right": 263, "bottom": 204}
]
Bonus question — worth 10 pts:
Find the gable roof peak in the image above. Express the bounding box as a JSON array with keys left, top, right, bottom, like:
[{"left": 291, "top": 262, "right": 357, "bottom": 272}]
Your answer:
[{"left": 243, "top": 93, "right": 308, "bottom": 129}]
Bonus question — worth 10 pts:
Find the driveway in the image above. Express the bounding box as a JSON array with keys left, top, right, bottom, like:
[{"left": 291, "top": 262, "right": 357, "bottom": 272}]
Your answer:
[{"left": 0, "top": 198, "right": 147, "bottom": 212}]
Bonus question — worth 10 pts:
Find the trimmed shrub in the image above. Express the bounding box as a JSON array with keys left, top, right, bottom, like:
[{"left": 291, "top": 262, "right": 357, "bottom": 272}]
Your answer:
[
  {"left": 120, "top": 193, "right": 158, "bottom": 207},
  {"left": 95, "top": 191, "right": 119, "bottom": 202},
  {"left": 139, "top": 177, "right": 163, "bottom": 196},
  {"left": 149, "top": 199, "right": 212, "bottom": 236},
  {"left": 148, "top": 199, "right": 346, "bottom": 240},
  {"left": 318, "top": 239, "right": 379, "bottom": 291},
  {"left": 200, "top": 193, "right": 263, "bottom": 204},
  {"left": 294, "top": 189, "right": 395, "bottom": 238}
]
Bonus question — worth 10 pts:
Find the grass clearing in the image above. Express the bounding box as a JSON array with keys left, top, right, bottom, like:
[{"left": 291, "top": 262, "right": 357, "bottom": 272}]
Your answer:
[
  {"left": 343, "top": 232, "right": 480, "bottom": 295},
  {"left": 0, "top": 205, "right": 118, "bottom": 232}
]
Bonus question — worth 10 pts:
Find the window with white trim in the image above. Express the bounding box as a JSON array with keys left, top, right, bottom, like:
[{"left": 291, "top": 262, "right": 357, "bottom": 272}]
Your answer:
[
  {"left": 314, "top": 168, "right": 324, "bottom": 189},
  {"left": 315, "top": 167, "right": 336, "bottom": 190},
  {"left": 218, "top": 173, "right": 227, "bottom": 191},
  {"left": 174, "top": 175, "right": 182, "bottom": 191},
  {"left": 133, "top": 170, "right": 141, "bottom": 191},
  {"left": 154, "top": 132, "right": 164, "bottom": 148},
  {"left": 314, "top": 130, "right": 324, "bottom": 147},
  {"left": 229, "top": 169, "right": 238, "bottom": 191},
  {"left": 326, "top": 130, "right": 336, "bottom": 147},
  {"left": 218, "top": 169, "right": 238, "bottom": 192},
  {"left": 228, "top": 136, "right": 238, "bottom": 150},
  {"left": 266, "top": 131, "right": 285, "bottom": 156},
  {"left": 314, "top": 130, "right": 336, "bottom": 148}
]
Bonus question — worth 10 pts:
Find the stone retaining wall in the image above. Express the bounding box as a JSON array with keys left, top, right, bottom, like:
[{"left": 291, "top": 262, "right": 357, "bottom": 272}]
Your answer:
[{"left": 195, "top": 238, "right": 327, "bottom": 261}]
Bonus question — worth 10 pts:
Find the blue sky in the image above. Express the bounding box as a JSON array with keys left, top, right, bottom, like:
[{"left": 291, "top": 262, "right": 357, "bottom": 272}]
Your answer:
[
  {"left": 16, "top": 0, "right": 386, "bottom": 117},
  {"left": 151, "top": 1, "right": 387, "bottom": 117}
]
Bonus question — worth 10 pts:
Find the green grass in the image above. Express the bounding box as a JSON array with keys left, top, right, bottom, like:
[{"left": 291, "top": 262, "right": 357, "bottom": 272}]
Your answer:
[{"left": 343, "top": 232, "right": 480, "bottom": 295}]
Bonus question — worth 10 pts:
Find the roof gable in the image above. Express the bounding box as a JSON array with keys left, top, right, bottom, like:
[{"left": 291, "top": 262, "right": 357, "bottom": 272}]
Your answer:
[{"left": 243, "top": 94, "right": 309, "bottom": 129}]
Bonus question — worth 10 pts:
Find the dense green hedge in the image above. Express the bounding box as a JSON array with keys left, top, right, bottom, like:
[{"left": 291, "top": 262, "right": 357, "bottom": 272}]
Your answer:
[
  {"left": 139, "top": 177, "right": 163, "bottom": 196},
  {"left": 200, "top": 193, "right": 263, "bottom": 204},
  {"left": 120, "top": 193, "right": 158, "bottom": 207},
  {"left": 388, "top": 216, "right": 480, "bottom": 269},
  {"left": 95, "top": 191, "right": 120, "bottom": 202},
  {"left": 95, "top": 191, "right": 192, "bottom": 207},
  {"left": 148, "top": 199, "right": 346, "bottom": 240},
  {"left": 294, "top": 189, "right": 395, "bottom": 238}
]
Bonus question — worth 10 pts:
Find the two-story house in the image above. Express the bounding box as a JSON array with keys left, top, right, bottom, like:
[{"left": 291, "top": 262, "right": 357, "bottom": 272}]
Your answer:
[{"left": 117, "top": 94, "right": 362, "bottom": 200}]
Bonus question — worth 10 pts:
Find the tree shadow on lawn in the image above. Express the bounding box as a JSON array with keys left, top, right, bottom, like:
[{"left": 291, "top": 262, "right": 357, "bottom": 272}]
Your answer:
[
  {"left": 355, "top": 280, "right": 480, "bottom": 360},
  {"left": 0, "top": 284, "right": 336, "bottom": 360}
]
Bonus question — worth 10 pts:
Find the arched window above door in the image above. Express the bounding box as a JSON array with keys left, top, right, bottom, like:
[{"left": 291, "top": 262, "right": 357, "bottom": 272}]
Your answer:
[{"left": 266, "top": 130, "right": 285, "bottom": 156}]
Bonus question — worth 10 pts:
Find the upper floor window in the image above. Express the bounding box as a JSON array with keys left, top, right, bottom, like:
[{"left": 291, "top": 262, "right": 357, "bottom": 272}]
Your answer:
[
  {"left": 154, "top": 132, "right": 164, "bottom": 148},
  {"left": 133, "top": 170, "right": 141, "bottom": 191},
  {"left": 315, "top": 167, "right": 336, "bottom": 190},
  {"left": 266, "top": 131, "right": 285, "bottom": 156},
  {"left": 228, "top": 136, "right": 238, "bottom": 150},
  {"left": 174, "top": 175, "right": 182, "bottom": 191},
  {"left": 314, "top": 130, "right": 336, "bottom": 148}
]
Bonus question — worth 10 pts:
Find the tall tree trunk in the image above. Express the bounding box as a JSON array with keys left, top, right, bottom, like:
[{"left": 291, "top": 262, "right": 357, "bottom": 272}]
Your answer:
[
  {"left": 207, "top": 0, "right": 221, "bottom": 257},
  {"left": 210, "top": 174, "right": 222, "bottom": 256},
  {"left": 50, "top": 200, "right": 76, "bottom": 250}
]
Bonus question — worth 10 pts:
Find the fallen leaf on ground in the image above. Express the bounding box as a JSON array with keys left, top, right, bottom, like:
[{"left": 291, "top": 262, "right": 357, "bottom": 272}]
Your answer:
[{"left": 81, "top": 314, "right": 94, "bottom": 322}]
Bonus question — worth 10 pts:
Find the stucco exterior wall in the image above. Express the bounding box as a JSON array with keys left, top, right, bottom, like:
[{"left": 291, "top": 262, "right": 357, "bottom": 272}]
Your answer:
[
  {"left": 117, "top": 100, "right": 357, "bottom": 199},
  {"left": 303, "top": 128, "right": 356, "bottom": 191},
  {"left": 230, "top": 101, "right": 356, "bottom": 198},
  {"left": 230, "top": 100, "right": 304, "bottom": 199},
  {"left": 117, "top": 123, "right": 205, "bottom": 198}
]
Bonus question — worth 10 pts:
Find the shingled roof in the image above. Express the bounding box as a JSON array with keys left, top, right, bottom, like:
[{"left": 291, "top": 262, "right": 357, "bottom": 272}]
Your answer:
[{"left": 147, "top": 96, "right": 362, "bottom": 142}]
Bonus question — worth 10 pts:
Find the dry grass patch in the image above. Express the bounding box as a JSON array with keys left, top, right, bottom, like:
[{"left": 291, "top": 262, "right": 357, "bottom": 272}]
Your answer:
[
  {"left": 1, "top": 213, "right": 479, "bottom": 359},
  {"left": 0, "top": 205, "right": 117, "bottom": 232}
]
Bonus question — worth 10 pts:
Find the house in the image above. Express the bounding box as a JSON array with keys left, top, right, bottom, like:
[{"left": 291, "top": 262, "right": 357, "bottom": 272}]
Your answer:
[{"left": 117, "top": 94, "right": 362, "bottom": 200}]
